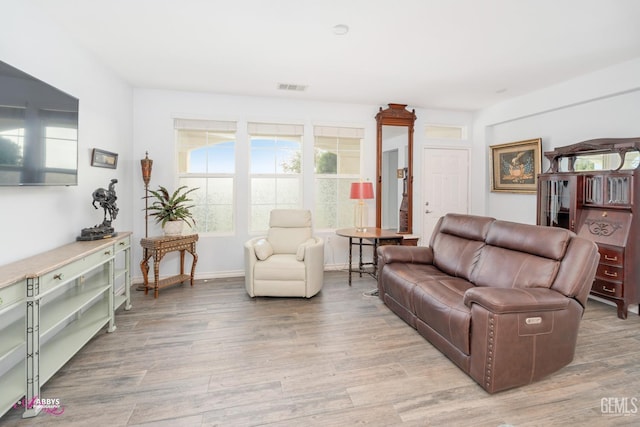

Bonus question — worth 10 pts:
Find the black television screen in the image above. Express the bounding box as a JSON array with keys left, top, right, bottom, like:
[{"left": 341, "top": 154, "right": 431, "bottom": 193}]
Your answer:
[{"left": 0, "top": 60, "right": 79, "bottom": 186}]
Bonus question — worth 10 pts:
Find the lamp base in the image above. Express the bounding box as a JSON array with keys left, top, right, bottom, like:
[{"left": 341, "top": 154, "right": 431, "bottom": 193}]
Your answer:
[{"left": 354, "top": 200, "right": 368, "bottom": 232}]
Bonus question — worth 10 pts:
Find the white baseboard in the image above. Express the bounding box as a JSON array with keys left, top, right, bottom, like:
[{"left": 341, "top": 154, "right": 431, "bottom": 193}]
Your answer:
[{"left": 131, "top": 263, "right": 348, "bottom": 285}]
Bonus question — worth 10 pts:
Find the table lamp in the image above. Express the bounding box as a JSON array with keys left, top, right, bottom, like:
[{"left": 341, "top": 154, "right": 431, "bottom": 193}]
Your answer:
[{"left": 350, "top": 181, "right": 374, "bottom": 232}]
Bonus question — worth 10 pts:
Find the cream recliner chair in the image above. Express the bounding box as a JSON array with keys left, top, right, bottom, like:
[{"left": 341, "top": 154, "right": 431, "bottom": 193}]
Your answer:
[{"left": 244, "top": 209, "right": 324, "bottom": 298}]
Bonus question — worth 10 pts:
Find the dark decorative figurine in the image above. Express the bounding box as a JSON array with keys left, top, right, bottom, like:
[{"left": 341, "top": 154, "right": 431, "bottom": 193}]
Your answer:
[{"left": 77, "top": 179, "right": 119, "bottom": 241}]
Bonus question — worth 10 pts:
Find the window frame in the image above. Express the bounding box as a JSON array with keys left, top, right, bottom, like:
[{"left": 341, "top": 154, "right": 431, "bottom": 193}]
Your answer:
[
  {"left": 248, "top": 122, "right": 304, "bottom": 234},
  {"left": 313, "top": 125, "right": 364, "bottom": 231},
  {"left": 174, "top": 119, "right": 238, "bottom": 236}
]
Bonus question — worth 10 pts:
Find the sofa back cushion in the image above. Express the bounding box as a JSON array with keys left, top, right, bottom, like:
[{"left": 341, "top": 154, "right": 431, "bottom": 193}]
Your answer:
[
  {"left": 484, "top": 220, "right": 572, "bottom": 260},
  {"left": 267, "top": 209, "right": 313, "bottom": 254},
  {"left": 471, "top": 220, "right": 571, "bottom": 289},
  {"left": 431, "top": 214, "right": 494, "bottom": 281}
]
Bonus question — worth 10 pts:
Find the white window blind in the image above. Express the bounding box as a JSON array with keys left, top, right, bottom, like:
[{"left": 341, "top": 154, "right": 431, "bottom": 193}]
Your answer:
[
  {"left": 247, "top": 122, "right": 303, "bottom": 136},
  {"left": 425, "top": 124, "right": 466, "bottom": 140},
  {"left": 314, "top": 126, "right": 364, "bottom": 139},
  {"left": 174, "top": 118, "right": 237, "bottom": 132}
]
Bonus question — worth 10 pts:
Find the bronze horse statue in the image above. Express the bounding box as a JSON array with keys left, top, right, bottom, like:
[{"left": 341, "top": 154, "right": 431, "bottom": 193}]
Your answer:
[{"left": 92, "top": 179, "right": 119, "bottom": 226}]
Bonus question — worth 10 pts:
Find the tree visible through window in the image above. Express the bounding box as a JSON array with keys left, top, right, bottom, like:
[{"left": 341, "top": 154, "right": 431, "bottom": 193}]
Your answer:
[{"left": 248, "top": 122, "right": 303, "bottom": 233}]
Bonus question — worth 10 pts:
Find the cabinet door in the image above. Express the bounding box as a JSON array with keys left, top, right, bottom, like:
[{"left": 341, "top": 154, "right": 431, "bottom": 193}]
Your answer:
[
  {"left": 606, "top": 174, "right": 632, "bottom": 207},
  {"left": 583, "top": 175, "right": 604, "bottom": 206},
  {"left": 584, "top": 173, "right": 633, "bottom": 208},
  {"left": 537, "top": 175, "right": 580, "bottom": 231},
  {"left": 0, "top": 281, "right": 26, "bottom": 418},
  {"left": 113, "top": 235, "right": 131, "bottom": 311}
]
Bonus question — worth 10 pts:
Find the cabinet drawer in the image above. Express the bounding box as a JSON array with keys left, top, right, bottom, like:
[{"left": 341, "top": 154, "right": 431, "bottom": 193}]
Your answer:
[
  {"left": 39, "top": 246, "right": 114, "bottom": 294},
  {"left": 596, "top": 264, "right": 624, "bottom": 282},
  {"left": 592, "top": 279, "right": 623, "bottom": 298},
  {"left": 0, "top": 282, "right": 25, "bottom": 309},
  {"left": 598, "top": 246, "right": 624, "bottom": 266},
  {"left": 115, "top": 236, "right": 131, "bottom": 253}
]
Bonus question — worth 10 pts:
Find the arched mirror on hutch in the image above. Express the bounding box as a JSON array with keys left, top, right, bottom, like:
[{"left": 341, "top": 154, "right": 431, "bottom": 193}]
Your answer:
[{"left": 376, "top": 103, "right": 417, "bottom": 234}]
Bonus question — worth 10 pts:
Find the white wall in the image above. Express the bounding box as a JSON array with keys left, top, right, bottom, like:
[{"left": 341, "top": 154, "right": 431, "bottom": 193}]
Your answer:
[
  {"left": 0, "top": 0, "right": 471, "bottom": 279},
  {"left": 133, "top": 89, "right": 379, "bottom": 279},
  {"left": 472, "top": 58, "right": 640, "bottom": 223},
  {"left": 132, "top": 90, "right": 470, "bottom": 278},
  {"left": 0, "top": 1, "right": 133, "bottom": 265},
  {"left": 11, "top": 0, "right": 634, "bottom": 278}
]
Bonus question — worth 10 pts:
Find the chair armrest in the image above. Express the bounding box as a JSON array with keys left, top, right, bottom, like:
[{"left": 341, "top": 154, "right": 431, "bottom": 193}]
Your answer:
[
  {"left": 303, "top": 237, "right": 324, "bottom": 297},
  {"left": 300, "top": 237, "right": 324, "bottom": 263},
  {"left": 244, "top": 237, "right": 264, "bottom": 258},
  {"left": 303, "top": 237, "right": 324, "bottom": 253},
  {"left": 377, "top": 245, "right": 433, "bottom": 265},
  {"left": 244, "top": 237, "right": 265, "bottom": 297},
  {"left": 463, "top": 287, "right": 569, "bottom": 314}
]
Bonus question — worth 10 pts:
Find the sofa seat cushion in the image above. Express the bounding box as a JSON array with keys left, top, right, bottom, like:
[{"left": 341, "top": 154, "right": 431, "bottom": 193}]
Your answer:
[
  {"left": 380, "top": 263, "right": 452, "bottom": 311},
  {"left": 254, "top": 254, "right": 305, "bottom": 281},
  {"left": 413, "top": 277, "right": 474, "bottom": 354}
]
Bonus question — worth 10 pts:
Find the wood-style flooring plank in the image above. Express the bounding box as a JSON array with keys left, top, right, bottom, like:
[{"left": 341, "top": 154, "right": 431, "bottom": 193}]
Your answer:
[{"left": 1, "top": 270, "right": 639, "bottom": 426}]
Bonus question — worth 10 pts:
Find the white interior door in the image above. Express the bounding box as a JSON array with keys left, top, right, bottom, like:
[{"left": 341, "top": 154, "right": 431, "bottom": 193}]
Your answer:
[{"left": 421, "top": 147, "right": 470, "bottom": 244}]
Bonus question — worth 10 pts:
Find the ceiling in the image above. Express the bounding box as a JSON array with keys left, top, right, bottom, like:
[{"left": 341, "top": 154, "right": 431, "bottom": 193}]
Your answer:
[{"left": 29, "top": 0, "right": 640, "bottom": 111}]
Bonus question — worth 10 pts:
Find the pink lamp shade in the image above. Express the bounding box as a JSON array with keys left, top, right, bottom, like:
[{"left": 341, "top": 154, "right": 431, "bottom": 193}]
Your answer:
[{"left": 350, "top": 182, "right": 374, "bottom": 199}]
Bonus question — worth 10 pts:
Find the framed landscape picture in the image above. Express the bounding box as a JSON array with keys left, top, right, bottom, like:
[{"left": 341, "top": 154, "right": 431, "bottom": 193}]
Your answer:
[{"left": 490, "top": 138, "right": 542, "bottom": 193}]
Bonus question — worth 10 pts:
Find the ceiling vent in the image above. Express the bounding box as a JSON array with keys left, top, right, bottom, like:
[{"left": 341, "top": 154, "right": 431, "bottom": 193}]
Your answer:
[{"left": 278, "top": 83, "right": 307, "bottom": 92}]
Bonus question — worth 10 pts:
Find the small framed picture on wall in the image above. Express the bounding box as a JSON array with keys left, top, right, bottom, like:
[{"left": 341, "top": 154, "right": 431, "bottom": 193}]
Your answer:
[{"left": 91, "top": 148, "right": 118, "bottom": 169}]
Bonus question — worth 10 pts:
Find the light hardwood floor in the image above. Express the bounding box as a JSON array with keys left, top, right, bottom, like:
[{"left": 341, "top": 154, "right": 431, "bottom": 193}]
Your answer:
[{"left": 2, "top": 271, "right": 640, "bottom": 426}]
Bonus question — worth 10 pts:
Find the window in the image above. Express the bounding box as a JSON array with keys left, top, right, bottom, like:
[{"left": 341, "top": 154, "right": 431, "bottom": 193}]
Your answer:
[
  {"left": 175, "top": 119, "right": 236, "bottom": 234},
  {"left": 0, "top": 107, "right": 25, "bottom": 169},
  {"left": 425, "top": 124, "right": 467, "bottom": 140},
  {"left": 313, "top": 126, "right": 363, "bottom": 229},
  {"left": 574, "top": 151, "right": 640, "bottom": 171},
  {"left": 248, "top": 122, "right": 303, "bottom": 232},
  {"left": 1, "top": 108, "right": 77, "bottom": 184},
  {"left": 44, "top": 125, "right": 77, "bottom": 170}
]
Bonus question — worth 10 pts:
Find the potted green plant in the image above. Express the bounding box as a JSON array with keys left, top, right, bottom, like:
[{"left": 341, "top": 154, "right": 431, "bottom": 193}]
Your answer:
[{"left": 147, "top": 185, "right": 198, "bottom": 235}]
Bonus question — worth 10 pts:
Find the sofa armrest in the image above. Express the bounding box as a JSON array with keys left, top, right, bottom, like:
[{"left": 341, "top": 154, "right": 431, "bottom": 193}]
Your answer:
[
  {"left": 377, "top": 245, "right": 433, "bottom": 266},
  {"left": 466, "top": 287, "right": 583, "bottom": 393},
  {"left": 463, "top": 287, "right": 570, "bottom": 314}
]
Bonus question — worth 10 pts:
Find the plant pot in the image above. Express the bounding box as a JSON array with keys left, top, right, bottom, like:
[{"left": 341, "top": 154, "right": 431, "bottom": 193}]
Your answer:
[{"left": 163, "top": 220, "right": 184, "bottom": 236}]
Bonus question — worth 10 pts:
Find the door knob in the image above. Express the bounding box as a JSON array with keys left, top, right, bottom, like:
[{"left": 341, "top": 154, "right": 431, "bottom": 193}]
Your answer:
[{"left": 425, "top": 210, "right": 433, "bottom": 214}]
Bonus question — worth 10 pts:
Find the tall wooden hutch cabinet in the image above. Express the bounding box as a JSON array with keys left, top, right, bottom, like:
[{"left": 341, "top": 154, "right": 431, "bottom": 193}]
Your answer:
[{"left": 537, "top": 138, "right": 640, "bottom": 319}]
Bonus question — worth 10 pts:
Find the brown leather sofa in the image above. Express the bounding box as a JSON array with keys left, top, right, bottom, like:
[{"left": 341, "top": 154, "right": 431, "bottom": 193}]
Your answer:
[{"left": 377, "top": 213, "right": 600, "bottom": 393}]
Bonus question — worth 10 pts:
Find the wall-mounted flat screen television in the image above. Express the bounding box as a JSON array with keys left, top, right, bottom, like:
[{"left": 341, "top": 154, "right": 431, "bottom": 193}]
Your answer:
[{"left": 0, "top": 60, "right": 79, "bottom": 186}]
